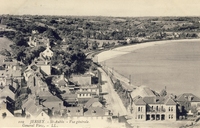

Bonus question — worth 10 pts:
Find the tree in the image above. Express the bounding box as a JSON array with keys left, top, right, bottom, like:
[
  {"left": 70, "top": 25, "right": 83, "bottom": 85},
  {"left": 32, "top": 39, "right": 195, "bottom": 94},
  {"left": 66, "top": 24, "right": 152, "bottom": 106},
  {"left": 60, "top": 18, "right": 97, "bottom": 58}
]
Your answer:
[
  {"left": 92, "top": 41, "right": 98, "bottom": 50},
  {"left": 2, "top": 112, "right": 6, "bottom": 119},
  {"left": 0, "top": 49, "right": 11, "bottom": 56},
  {"left": 114, "top": 79, "right": 121, "bottom": 90},
  {"left": 160, "top": 89, "right": 167, "bottom": 97}
]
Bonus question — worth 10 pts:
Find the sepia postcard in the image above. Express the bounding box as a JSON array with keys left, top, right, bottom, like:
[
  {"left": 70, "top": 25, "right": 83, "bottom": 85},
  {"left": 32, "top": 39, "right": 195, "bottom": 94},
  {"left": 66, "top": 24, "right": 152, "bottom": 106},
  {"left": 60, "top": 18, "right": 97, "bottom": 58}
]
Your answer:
[{"left": 0, "top": 0, "right": 200, "bottom": 128}]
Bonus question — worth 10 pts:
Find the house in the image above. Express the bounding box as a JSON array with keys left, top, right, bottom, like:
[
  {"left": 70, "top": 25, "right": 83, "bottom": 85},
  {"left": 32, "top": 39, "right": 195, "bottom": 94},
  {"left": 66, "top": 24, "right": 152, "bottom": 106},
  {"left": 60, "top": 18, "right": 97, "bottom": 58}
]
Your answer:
[
  {"left": 32, "top": 30, "right": 39, "bottom": 34},
  {"left": 39, "top": 42, "right": 54, "bottom": 60},
  {"left": 84, "top": 98, "right": 111, "bottom": 121},
  {"left": 130, "top": 95, "right": 177, "bottom": 121},
  {"left": 84, "top": 98, "right": 102, "bottom": 108},
  {"left": 40, "top": 95, "right": 64, "bottom": 110},
  {"left": 0, "top": 58, "right": 22, "bottom": 86},
  {"left": 83, "top": 99, "right": 111, "bottom": 121},
  {"left": 31, "top": 76, "right": 49, "bottom": 96},
  {"left": 129, "top": 85, "right": 157, "bottom": 100},
  {"left": 34, "top": 58, "right": 51, "bottom": 75},
  {"left": 22, "top": 95, "right": 49, "bottom": 119},
  {"left": 77, "top": 85, "right": 99, "bottom": 100},
  {"left": 28, "top": 35, "right": 49, "bottom": 47},
  {"left": 176, "top": 93, "right": 200, "bottom": 117},
  {"left": 63, "top": 107, "right": 83, "bottom": 117},
  {"left": 23, "top": 65, "right": 35, "bottom": 81},
  {"left": 24, "top": 65, "right": 49, "bottom": 95},
  {"left": 61, "top": 93, "right": 78, "bottom": 106},
  {"left": 128, "top": 86, "right": 176, "bottom": 121},
  {"left": 52, "top": 73, "right": 75, "bottom": 93}
]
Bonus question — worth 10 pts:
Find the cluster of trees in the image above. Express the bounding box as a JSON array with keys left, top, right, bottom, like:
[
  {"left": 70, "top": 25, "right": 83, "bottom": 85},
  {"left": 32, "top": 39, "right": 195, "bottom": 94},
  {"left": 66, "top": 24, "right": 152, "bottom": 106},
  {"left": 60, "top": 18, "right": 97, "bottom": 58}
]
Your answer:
[
  {"left": 51, "top": 47, "right": 90, "bottom": 75},
  {"left": 1, "top": 15, "right": 200, "bottom": 52},
  {"left": 113, "top": 79, "right": 130, "bottom": 108},
  {"left": 1, "top": 15, "right": 200, "bottom": 73}
]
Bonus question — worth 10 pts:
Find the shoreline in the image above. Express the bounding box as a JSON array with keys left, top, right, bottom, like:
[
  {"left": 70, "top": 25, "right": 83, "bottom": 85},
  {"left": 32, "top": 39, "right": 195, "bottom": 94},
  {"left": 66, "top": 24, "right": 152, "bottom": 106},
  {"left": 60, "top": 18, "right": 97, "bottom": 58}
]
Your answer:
[
  {"left": 96, "top": 38, "right": 200, "bottom": 93},
  {"left": 96, "top": 38, "right": 200, "bottom": 62}
]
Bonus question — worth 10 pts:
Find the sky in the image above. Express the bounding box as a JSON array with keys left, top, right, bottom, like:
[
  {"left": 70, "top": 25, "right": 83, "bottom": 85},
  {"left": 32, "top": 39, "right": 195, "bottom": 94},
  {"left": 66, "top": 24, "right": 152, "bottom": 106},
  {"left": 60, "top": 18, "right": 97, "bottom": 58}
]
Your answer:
[{"left": 0, "top": 0, "right": 200, "bottom": 17}]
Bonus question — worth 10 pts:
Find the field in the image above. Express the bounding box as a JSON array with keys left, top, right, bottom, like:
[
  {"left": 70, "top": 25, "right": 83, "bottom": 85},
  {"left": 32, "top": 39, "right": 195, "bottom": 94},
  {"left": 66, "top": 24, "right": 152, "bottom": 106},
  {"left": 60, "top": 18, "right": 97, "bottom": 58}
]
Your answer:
[
  {"left": 0, "top": 37, "right": 13, "bottom": 64},
  {"left": 104, "top": 40, "right": 200, "bottom": 96}
]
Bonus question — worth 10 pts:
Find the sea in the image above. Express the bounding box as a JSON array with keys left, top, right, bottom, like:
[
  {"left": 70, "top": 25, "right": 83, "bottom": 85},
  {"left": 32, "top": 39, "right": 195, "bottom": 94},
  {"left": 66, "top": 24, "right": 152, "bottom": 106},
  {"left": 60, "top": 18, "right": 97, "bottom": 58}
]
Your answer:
[{"left": 104, "top": 40, "right": 200, "bottom": 97}]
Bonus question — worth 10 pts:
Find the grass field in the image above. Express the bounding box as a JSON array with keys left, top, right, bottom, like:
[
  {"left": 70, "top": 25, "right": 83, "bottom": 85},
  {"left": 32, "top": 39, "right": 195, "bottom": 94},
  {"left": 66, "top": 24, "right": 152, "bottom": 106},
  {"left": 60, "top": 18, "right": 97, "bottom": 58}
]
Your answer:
[
  {"left": 0, "top": 37, "right": 13, "bottom": 64},
  {"left": 105, "top": 40, "right": 200, "bottom": 96}
]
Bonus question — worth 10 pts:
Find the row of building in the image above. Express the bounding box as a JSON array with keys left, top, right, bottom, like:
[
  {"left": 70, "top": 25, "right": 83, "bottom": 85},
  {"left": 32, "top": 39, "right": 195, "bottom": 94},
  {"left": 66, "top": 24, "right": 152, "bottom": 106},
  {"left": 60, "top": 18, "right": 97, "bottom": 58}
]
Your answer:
[
  {"left": 0, "top": 40, "right": 115, "bottom": 125},
  {"left": 127, "top": 85, "right": 200, "bottom": 121}
]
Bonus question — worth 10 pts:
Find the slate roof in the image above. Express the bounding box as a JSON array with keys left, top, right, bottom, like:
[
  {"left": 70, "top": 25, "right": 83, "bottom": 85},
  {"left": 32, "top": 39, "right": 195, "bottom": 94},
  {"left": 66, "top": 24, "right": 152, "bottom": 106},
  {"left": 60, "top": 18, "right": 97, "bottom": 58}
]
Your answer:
[
  {"left": 40, "top": 95, "right": 64, "bottom": 109},
  {"left": 130, "top": 86, "right": 156, "bottom": 99},
  {"left": 65, "top": 107, "right": 83, "bottom": 117},
  {"left": 143, "top": 97, "right": 157, "bottom": 104},
  {"left": 133, "top": 96, "right": 177, "bottom": 105},
  {"left": 176, "top": 93, "right": 200, "bottom": 102},
  {"left": 85, "top": 98, "right": 100, "bottom": 108},
  {"left": 84, "top": 107, "right": 109, "bottom": 117},
  {"left": 22, "top": 98, "right": 43, "bottom": 117},
  {"left": 165, "top": 98, "right": 177, "bottom": 105},
  {"left": 53, "top": 74, "right": 69, "bottom": 87}
]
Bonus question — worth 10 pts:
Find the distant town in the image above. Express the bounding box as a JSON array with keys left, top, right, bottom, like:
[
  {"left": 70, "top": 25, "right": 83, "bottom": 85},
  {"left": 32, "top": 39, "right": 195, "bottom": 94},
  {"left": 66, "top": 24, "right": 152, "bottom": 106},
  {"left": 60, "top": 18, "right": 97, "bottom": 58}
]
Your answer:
[{"left": 0, "top": 15, "right": 200, "bottom": 128}]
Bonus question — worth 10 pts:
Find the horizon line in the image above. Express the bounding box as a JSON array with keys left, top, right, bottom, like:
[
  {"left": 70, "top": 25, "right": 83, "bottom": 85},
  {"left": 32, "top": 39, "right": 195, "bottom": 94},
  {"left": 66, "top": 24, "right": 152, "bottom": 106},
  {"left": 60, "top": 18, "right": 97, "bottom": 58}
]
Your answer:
[{"left": 1, "top": 14, "right": 200, "bottom": 18}]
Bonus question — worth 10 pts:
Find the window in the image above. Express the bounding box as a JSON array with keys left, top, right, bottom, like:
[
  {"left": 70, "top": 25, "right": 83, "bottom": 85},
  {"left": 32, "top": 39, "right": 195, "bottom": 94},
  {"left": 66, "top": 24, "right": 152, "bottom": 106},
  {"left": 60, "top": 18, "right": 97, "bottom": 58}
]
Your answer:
[
  {"left": 169, "top": 115, "right": 171, "bottom": 119},
  {"left": 171, "top": 114, "right": 173, "bottom": 119},
  {"left": 83, "top": 94, "right": 85, "bottom": 96},
  {"left": 141, "top": 107, "right": 143, "bottom": 112},
  {"left": 138, "top": 115, "right": 140, "bottom": 119},
  {"left": 41, "top": 113, "right": 43, "bottom": 116},
  {"left": 141, "top": 115, "right": 143, "bottom": 119},
  {"left": 169, "top": 107, "right": 171, "bottom": 111},
  {"left": 138, "top": 107, "right": 140, "bottom": 112},
  {"left": 68, "top": 110, "right": 70, "bottom": 113},
  {"left": 171, "top": 107, "right": 173, "bottom": 111},
  {"left": 79, "top": 94, "right": 81, "bottom": 96}
]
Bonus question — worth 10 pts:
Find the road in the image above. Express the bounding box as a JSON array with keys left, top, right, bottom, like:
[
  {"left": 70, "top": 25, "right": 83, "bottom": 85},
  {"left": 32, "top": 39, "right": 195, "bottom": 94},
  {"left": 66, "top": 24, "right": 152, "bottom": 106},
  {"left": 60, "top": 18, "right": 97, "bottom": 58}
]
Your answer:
[
  {"left": 98, "top": 67, "right": 127, "bottom": 116},
  {"left": 106, "top": 66, "right": 137, "bottom": 91}
]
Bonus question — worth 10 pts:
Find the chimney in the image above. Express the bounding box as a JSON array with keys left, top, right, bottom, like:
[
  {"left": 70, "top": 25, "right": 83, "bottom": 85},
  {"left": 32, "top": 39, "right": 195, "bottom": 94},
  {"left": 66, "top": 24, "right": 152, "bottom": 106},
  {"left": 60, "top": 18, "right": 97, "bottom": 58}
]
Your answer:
[
  {"left": 188, "top": 95, "right": 193, "bottom": 101},
  {"left": 60, "top": 72, "right": 65, "bottom": 80},
  {"left": 35, "top": 96, "right": 40, "bottom": 106},
  {"left": 154, "top": 97, "right": 159, "bottom": 103},
  {"left": 29, "top": 36, "right": 31, "bottom": 42}
]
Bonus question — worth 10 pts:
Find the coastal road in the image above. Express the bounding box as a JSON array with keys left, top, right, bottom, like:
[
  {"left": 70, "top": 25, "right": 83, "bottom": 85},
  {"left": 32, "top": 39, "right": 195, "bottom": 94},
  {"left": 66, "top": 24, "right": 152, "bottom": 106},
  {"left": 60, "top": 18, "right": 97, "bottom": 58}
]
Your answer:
[{"left": 98, "top": 67, "right": 127, "bottom": 116}]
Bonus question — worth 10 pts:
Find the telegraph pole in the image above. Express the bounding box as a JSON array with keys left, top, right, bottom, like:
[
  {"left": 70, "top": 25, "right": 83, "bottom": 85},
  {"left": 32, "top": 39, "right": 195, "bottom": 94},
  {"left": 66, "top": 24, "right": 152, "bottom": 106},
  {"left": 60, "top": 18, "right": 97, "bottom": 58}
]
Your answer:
[{"left": 129, "top": 75, "right": 131, "bottom": 85}]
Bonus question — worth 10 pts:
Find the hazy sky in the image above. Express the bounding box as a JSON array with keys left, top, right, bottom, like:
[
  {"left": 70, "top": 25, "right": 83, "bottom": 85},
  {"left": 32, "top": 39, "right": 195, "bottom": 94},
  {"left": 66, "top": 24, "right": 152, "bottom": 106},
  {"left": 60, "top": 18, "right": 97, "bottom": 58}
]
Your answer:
[{"left": 1, "top": 0, "right": 200, "bottom": 17}]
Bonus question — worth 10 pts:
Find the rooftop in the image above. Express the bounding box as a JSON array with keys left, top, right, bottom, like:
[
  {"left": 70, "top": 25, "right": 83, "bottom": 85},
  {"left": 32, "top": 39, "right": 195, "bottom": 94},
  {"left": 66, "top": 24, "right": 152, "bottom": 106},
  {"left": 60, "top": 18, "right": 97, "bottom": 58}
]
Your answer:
[
  {"left": 176, "top": 93, "right": 200, "bottom": 102},
  {"left": 130, "top": 85, "right": 156, "bottom": 99},
  {"left": 85, "top": 98, "right": 100, "bottom": 108}
]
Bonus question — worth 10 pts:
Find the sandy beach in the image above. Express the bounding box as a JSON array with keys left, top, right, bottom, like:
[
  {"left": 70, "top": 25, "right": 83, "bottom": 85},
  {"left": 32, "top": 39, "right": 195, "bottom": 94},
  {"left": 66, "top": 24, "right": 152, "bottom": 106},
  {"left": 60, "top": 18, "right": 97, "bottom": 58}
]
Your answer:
[
  {"left": 96, "top": 38, "right": 200, "bottom": 95},
  {"left": 97, "top": 39, "right": 200, "bottom": 62}
]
